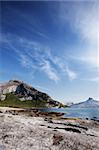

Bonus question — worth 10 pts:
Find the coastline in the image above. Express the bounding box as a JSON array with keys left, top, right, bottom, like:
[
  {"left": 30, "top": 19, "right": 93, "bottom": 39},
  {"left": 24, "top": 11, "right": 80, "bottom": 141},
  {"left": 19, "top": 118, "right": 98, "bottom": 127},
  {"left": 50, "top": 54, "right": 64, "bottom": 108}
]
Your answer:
[{"left": 0, "top": 107, "right": 99, "bottom": 150}]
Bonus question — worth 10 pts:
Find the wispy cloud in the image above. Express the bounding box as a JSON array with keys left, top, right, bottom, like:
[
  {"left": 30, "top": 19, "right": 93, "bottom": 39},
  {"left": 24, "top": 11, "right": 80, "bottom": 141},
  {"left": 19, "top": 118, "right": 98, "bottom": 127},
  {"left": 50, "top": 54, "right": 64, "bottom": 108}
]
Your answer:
[
  {"left": 89, "top": 77, "right": 99, "bottom": 82},
  {"left": 2, "top": 5, "right": 49, "bottom": 40},
  {"left": 1, "top": 34, "right": 60, "bottom": 82},
  {"left": 49, "top": 56, "right": 77, "bottom": 80},
  {"left": 70, "top": 51, "right": 99, "bottom": 69},
  {"left": 40, "top": 60, "right": 59, "bottom": 82},
  {"left": 83, "top": 77, "right": 99, "bottom": 82},
  {"left": 72, "top": 3, "right": 99, "bottom": 45},
  {"left": 65, "top": 66, "right": 77, "bottom": 81},
  {"left": 58, "top": 2, "right": 99, "bottom": 45},
  {"left": 1, "top": 33, "right": 78, "bottom": 82},
  {"left": 56, "top": 2, "right": 99, "bottom": 69}
]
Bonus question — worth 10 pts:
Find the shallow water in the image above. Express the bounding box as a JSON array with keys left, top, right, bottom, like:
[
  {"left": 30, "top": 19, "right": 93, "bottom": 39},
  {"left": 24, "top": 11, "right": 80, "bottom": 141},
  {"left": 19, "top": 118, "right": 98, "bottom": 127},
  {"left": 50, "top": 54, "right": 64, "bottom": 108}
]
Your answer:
[{"left": 39, "top": 107, "right": 99, "bottom": 120}]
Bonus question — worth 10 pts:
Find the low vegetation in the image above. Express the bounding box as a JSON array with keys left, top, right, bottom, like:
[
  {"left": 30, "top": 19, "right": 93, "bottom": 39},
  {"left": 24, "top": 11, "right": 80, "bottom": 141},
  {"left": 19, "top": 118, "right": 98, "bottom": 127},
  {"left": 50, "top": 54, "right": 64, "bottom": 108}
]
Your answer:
[{"left": 0, "top": 93, "right": 47, "bottom": 108}]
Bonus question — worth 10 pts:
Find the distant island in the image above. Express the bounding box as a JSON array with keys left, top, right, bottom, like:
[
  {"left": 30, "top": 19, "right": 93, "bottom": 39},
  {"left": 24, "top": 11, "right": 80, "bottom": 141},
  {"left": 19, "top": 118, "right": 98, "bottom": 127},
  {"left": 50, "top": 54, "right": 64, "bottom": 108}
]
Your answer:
[
  {"left": 71, "top": 97, "right": 99, "bottom": 108},
  {"left": 0, "top": 80, "right": 64, "bottom": 108}
]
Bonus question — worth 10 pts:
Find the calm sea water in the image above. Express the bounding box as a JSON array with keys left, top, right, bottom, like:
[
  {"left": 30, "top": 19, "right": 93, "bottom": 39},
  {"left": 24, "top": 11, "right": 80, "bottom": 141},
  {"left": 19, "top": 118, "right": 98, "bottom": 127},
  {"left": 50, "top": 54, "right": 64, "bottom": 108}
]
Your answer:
[{"left": 40, "top": 107, "right": 99, "bottom": 120}]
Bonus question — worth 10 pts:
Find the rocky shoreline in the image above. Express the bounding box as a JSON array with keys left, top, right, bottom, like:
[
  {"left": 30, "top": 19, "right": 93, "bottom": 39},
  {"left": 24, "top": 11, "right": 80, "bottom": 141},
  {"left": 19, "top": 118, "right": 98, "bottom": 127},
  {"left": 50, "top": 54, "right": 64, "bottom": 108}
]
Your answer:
[{"left": 0, "top": 107, "right": 99, "bottom": 150}]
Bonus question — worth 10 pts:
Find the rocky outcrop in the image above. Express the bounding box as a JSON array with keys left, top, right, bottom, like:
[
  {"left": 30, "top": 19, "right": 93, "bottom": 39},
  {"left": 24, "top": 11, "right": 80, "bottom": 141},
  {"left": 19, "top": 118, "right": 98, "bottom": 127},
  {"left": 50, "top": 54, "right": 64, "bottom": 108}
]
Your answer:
[
  {"left": 0, "top": 94, "right": 6, "bottom": 101},
  {"left": 0, "top": 80, "right": 61, "bottom": 107}
]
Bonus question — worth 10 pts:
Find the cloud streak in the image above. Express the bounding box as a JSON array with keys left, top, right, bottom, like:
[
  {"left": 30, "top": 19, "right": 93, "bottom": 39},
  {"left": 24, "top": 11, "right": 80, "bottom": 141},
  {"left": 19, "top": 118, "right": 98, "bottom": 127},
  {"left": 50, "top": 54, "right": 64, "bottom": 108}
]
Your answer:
[
  {"left": 49, "top": 56, "right": 77, "bottom": 80},
  {"left": 70, "top": 51, "right": 99, "bottom": 69},
  {"left": 40, "top": 60, "right": 59, "bottom": 82},
  {"left": 55, "top": 2, "right": 99, "bottom": 69},
  {"left": 1, "top": 33, "right": 78, "bottom": 82},
  {"left": 58, "top": 2, "right": 99, "bottom": 45},
  {"left": 72, "top": 3, "right": 99, "bottom": 45},
  {"left": 0, "top": 34, "right": 60, "bottom": 82},
  {"left": 1, "top": 5, "right": 49, "bottom": 40},
  {"left": 65, "top": 66, "right": 77, "bottom": 81},
  {"left": 83, "top": 77, "right": 99, "bottom": 82}
]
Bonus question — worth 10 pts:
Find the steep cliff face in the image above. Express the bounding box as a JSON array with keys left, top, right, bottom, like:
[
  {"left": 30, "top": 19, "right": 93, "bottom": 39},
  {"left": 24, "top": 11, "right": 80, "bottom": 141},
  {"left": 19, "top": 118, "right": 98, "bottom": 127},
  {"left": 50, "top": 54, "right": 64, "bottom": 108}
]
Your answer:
[{"left": 0, "top": 80, "right": 61, "bottom": 107}]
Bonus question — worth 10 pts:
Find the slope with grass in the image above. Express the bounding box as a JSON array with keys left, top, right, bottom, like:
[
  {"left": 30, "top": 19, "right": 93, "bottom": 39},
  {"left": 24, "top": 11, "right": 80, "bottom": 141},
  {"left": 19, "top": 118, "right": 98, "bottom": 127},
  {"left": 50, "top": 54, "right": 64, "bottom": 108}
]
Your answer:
[{"left": 0, "top": 80, "right": 62, "bottom": 108}]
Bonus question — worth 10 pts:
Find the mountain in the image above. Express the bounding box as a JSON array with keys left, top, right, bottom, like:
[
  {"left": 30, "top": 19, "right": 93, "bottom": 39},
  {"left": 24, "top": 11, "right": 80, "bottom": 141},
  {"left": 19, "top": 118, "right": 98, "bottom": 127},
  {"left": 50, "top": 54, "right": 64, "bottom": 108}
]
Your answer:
[
  {"left": 71, "top": 97, "right": 99, "bottom": 108},
  {"left": 0, "top": 80, "right": 62, "bottom": 108}
]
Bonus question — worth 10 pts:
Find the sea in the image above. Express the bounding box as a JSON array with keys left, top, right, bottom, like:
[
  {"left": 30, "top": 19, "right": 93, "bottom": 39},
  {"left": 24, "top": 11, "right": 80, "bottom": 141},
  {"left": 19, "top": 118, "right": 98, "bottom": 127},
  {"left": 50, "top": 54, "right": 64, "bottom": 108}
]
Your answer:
[{"left": 40, "top": 107, "right": 99, "bottom": 120}]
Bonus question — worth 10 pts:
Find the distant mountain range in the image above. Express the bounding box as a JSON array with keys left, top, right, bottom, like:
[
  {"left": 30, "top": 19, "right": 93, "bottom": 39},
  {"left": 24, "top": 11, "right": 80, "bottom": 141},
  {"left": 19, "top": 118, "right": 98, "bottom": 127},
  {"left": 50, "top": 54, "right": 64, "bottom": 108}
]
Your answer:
[
  {"left": 71, "top": 97, "right": 99, "bottom": 108},
  {"left": 0, "top": 80, "right": 62, "bottom": 108}
]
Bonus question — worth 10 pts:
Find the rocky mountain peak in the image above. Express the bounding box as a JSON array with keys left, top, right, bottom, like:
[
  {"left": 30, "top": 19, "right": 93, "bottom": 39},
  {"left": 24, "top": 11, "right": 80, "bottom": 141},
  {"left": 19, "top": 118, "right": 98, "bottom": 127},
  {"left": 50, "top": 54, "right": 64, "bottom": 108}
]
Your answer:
[
  {"left": 87, "top": 97, "right": 94, "bottom": 102},
  {"left": 71, "top": 97, "right": 99, "bottom": 108},
  {"left": 0, "top": 80, "right": 62, "bottom": 107},
  {"left": 8, "top": 80, "right": 23, "bottom": 84}
]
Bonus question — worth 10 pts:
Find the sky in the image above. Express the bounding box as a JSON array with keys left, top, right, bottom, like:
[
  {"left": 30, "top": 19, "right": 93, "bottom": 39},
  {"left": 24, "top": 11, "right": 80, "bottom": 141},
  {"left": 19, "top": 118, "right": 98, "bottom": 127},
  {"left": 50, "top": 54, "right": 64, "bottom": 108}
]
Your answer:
[{"left": 0, "top": 1, "right": 99, "bottom": 103}]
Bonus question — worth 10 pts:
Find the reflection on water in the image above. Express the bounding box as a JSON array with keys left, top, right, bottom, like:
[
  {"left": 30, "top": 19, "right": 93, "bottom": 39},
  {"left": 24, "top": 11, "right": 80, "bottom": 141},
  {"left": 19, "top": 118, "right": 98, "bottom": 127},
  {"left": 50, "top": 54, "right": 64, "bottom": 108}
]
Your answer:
[{"left": 39, "top": 107, "right": 99, "bottom": 120}]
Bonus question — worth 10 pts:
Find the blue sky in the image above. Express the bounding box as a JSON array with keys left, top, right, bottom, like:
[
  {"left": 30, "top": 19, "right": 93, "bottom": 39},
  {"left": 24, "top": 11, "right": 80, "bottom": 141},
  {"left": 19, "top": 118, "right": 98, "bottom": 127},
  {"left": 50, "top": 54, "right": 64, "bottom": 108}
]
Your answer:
[{"left": 0, "top": 1, "right": 99, "bottom": 103}]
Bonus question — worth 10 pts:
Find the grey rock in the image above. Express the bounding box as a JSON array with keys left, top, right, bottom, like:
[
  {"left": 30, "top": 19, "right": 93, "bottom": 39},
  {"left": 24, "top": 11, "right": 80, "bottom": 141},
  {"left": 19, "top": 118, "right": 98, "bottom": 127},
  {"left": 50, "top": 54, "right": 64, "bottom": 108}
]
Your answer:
[
  {"left": 0, "top": 80, "right": 61, "bottom": 107},
  {"left": 0, "top": 94, "right": 6, "bottom": 101}
]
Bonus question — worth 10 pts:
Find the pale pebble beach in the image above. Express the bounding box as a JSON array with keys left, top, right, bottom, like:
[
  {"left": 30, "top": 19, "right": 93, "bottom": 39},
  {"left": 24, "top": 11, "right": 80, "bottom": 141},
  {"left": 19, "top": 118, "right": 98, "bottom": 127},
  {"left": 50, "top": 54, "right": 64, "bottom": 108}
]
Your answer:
[{"left": 0, "top": 107, "right": 99, "bottom": 150}]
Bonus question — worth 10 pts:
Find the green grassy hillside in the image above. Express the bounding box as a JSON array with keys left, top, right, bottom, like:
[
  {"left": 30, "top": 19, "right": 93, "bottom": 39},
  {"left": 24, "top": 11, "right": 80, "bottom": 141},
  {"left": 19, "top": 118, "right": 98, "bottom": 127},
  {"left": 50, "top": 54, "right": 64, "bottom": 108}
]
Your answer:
[{"left": 0, "top": 93, "right": 47, "bottom": 108}]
